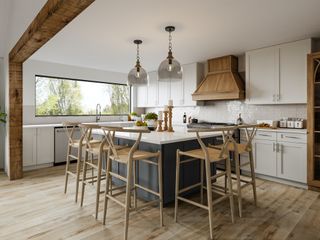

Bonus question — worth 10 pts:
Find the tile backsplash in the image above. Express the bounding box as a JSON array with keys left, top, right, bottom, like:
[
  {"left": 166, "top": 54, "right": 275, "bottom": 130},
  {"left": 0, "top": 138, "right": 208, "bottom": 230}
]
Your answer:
[{"left": 146, "top": 101, "right": 307, "bottom": 125}]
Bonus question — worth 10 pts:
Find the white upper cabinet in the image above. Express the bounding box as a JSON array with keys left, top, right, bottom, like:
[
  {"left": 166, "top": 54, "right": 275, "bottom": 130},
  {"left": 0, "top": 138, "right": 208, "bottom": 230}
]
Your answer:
[
  {"left": 183, "top": 63, "right": 204, "bottom": 106},
  {"left": 246, "top": 46, "right": 279, "bottom": 104},
  {"left": 158, "top": 81, "right": 170, "bottom": 106},
  {"left": 147, "top": 71, "right": 159, "bottom": 107},
  {"left": 279, "top": 39, "right": 311, "bottom": 103},
  {"left": 136, "top": 85, "right": 148, "bottom": 108},
  {"left": 135, "top": 63, "right": 203, "bottom": 108},
  {"left": 246, "top": 39, "right": 312, "bottom": 104}
]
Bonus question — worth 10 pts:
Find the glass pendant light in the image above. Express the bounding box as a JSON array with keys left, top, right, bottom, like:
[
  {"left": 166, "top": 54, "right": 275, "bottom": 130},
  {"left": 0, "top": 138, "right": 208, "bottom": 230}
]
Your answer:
[
  {"left": 158, "top": 26, "right": 183, "bottom": 82},
  {"left": 128, "top": 40, "right": 148, "bottom": 86}
]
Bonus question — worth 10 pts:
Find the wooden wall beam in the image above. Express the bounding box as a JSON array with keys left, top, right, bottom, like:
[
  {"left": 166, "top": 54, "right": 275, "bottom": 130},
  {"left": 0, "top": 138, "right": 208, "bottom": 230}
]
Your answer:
[{"left": 8, "top": 0, "right": 95, "bottom": 180}]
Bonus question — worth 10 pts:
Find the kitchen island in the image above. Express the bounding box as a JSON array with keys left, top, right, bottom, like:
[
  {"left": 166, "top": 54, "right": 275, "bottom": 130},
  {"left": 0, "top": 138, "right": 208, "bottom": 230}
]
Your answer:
[{"left": 93, "top": 127, "right": 223, "bottom": 204}]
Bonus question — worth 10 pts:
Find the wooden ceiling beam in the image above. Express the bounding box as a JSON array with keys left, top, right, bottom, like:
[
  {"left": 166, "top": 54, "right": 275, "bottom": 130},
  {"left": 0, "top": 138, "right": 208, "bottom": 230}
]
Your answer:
[{"left": 8, "top": 0, "right": 95, "bottom": 180}]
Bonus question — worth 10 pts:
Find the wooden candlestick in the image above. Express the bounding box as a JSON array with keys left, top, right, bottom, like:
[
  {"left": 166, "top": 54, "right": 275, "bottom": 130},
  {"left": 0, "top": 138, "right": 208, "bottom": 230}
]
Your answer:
[
  {"left": 157, "top": 120, "right": 163, "bottom": 132},
  {"left": 163, "top": 111, "right": 168, "bottom": 131},
  {"left": 167, "top": 106, "right": 174, "bottom": 132}
]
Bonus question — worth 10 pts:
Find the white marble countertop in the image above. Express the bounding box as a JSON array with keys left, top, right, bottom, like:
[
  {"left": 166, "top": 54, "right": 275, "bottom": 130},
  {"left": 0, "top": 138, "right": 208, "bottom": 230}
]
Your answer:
[
  {"left": 93, "top": 128, "right": 221, "bottom": 145},
  {"left": 23, "top": 121, "right": 134, "bottom": 129},
  {"left": 251, "top": 128, "right": 307, "bottom": 134}
]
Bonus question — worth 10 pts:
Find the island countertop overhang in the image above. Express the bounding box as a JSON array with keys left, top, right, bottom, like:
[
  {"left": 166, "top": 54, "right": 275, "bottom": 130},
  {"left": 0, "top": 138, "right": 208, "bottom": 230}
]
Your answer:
[{"left": 92, "top": 128, "right": 222, "bottom": 145}]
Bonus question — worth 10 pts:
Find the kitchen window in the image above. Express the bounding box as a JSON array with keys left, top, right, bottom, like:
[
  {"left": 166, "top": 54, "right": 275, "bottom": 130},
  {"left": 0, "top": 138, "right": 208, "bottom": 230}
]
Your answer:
[{"left": 35, "top": 75, "right": 130, "bottom": 116}]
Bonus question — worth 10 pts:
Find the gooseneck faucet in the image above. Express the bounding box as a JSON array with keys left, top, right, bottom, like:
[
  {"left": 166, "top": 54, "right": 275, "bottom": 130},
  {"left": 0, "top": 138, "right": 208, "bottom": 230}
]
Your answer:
[{"left": 96, "top": 103, "right": 101, "bottom": 122}]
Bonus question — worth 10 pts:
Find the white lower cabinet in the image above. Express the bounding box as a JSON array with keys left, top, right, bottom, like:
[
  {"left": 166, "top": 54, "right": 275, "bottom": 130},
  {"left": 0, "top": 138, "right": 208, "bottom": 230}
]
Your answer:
[
  {"left": 23, "top": 127, "right": 54, "bottom": 169},
  {"left": 36, "top": 127, "right": 54, "bottom": 165},
  {"left": 23, "top": 128, "right": 37, "bottom": 167},
  {"left": 276, "top": 141, "right": 307, "bottom": 183},
  {"left": 253, "top": 139, "right": 277, "bottom": 177},
  {"left": 241, "top": 130, "right": 307, "bottom": 184}
]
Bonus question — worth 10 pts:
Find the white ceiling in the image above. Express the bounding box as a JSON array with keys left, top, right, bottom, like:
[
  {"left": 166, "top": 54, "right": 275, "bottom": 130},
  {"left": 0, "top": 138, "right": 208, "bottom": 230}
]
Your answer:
[
  {"left": 0, "top": 0, "right": 10, "bottom": 57},
  {"left": 30, "top": 0, "right": 320, "bottom": 73}
]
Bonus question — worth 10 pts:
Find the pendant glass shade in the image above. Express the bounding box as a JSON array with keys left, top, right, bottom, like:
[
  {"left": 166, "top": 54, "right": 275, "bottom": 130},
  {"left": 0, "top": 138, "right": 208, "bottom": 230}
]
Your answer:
[
  {"left": 127, "top": 66, "right": 148, "bottom": 86},
  {"left": 158, "top": 26, "right": 182, "bottom": 82},
  {"left": 158, "top": 58, "right": 183, "bottom": 81},
  {"left": 127, "top": 39, "right": 148, "bottom": 86}
]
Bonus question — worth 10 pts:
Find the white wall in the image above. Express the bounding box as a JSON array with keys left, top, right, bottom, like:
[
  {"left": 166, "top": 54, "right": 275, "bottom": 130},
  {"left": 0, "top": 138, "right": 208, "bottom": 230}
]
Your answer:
[{"left": 23, "top": 59, "right": 128, "bottom": 125}]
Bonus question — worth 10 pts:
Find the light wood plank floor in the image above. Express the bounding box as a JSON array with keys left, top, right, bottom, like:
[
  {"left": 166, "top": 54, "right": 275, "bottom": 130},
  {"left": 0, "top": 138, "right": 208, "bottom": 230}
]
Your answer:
[{"left": 0, "top": 165, "right": 320, "bottom": 240}]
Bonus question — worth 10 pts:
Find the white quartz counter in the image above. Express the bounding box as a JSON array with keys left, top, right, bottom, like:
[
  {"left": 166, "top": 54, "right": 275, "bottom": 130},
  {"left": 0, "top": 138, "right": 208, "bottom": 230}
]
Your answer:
[
  {"left": 253, "top": 128, "right": 307, "bottom": 134},
  {"left": 93, "top": 128, "right": 221, "bottom": 145},
  {"left": 23, "top": 121, "right": 134, "bottom": 129}
]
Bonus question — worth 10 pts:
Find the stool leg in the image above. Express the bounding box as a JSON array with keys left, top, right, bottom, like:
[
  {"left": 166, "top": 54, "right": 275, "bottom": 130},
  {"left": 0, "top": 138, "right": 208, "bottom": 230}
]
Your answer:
[
  {"left": 235, "top": 153, "right": 242, "bottom": 217},
  {"left": 200, "top": 159, "right": 204, "bottom": 204},
  {"left": 205, "top": 159, "right": 214, "bottom": 240},
  {"left": 103, "top": 150, "right": 111, "bottom": 225},
  {"left": 95, "top": 150, "right": 103, "bottom": 219},
  {"left": 249, "top": 150, "right": 257, "bottom": 206},
  {"left": 64, "top": 144, "right": 71, "bottom": 194},
  {"left": 80, "top": 150, "right": 88, "bottom": 207},
  {"left": 226, "top": 156, "right": 235, "bottom": 223},
  {"left": 224, "top": 160, "right": 228, "bottom": 194},
  {"left": 124, "top": 160, "right": 133, "bottom": 240},
  {"left": 174, "top": 150, "right": 181, "bottom": 223},
  {"left": 91, "top": 153, "right": 94, "bottom": 185},
  {"left": 133, "top": 160, "right": 137, "bottom": 210},
  {"left": 158, "top": 151, "right": 163, "bottom": 227},
  {"left": 75, "top": 145, "right": 83, "bottom": 203}
]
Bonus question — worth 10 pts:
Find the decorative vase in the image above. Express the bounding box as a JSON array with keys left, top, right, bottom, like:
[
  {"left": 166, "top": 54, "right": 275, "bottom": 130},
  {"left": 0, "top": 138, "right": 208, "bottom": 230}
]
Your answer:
[{"left": 146, "top": 119, "right": 157, "bottom": 130}]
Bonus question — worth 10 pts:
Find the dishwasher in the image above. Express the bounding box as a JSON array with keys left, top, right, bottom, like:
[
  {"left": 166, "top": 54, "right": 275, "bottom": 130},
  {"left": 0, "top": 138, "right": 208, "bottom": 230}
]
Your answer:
[{"left": 54, "top": 126, "right": 81, "bottom": 165}]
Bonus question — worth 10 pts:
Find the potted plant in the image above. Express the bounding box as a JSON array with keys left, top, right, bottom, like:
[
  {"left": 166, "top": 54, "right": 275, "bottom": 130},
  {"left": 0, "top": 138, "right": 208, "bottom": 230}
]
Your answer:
[
  {"left": 144, "top": 112, "right": 158, "bottom": 130},
  {"left": 130, "top": 112, "right": 138, "bottom": 121},
  {"left": 0, "top": 109, "right": 7, "bottom": 123}
]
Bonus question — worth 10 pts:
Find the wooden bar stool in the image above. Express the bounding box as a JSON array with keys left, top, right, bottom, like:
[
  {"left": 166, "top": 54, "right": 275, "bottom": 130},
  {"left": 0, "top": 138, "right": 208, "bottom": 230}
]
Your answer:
[
  {"left": 209, "top": 124, "right": 258, "bottom": 218},
  {"left": 79, "top": 124, "right": 127, "bottom": 219},
  {"left": 175, "top": 127, "right": 236, "bottom": 240},
  {"left": 101, "top": 126, "right": 163, "bottom": 240},
  {"left": 63, "top": 122, "right": 100, "bottom": 202}
]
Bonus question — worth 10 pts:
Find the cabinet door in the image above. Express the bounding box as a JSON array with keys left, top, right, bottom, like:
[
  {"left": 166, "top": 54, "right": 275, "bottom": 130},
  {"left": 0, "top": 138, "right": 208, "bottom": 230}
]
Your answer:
[
  {"left": 37, "top": 127, "right": 54, "bottom": 165},
  {"left": 277, "top": 142, "right": 307, "bottom": 183},
  {"left": 170, "top": 79, "right": 184, "bottom": 106},
  {"left": 158, "top": 81, "right": 170, "bottom": 106},
  {"left": 147, "top": 71, "right": 158, "bottom": 107},
  {"left": 23, "top": 128, "right": 37, "bottom": 167},
  {"left": 246, "top": 46, "right": 279, "bottom": 104},
  {"left": 183, "top": 63, "right": 201, "bottom": 106},
  {"left": 253, "top": 139, "right": 277, "bottom": 176},
  {"left": 279, "top": 39, "right": 311, "bottom": 103},
  {"left": 136, "top": 85, "right": 148, "bottom": 107}
]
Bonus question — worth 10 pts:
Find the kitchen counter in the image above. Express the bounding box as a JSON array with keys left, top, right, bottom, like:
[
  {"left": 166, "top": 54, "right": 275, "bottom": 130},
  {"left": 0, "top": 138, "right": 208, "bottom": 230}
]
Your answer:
[
  {"left": 93, "top": 128, "right": 221, "bottom": 145},
  {"left": 23, "top": 121, "right": 134, "bottom": 129},
  {"left": 254, "top": 128, "right": 307, "bottom": 134}
]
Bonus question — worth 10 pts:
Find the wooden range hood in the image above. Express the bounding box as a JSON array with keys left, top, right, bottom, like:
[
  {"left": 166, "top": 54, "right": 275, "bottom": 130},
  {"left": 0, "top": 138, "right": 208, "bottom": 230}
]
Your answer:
[{"left": 192, "top": 55, "right": 245, "bottom": 101}]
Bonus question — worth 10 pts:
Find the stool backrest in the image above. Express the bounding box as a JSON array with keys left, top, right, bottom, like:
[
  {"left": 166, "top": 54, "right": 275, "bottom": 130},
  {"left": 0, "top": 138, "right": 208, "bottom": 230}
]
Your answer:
[
  {"left": 78, "top": 123, "right": 101, "bottom": 151},
  {"left": 62, "top": 122, "right": 80, "bottom": 145},
  {"left": 236, "top": 124, "right": 258, "bottom": 151},
  {"left": 101, "top": 126, "right": 150, "bottom": 160},
  {"left": 188, "top": 126, "right": 237, "bottom": 160}
]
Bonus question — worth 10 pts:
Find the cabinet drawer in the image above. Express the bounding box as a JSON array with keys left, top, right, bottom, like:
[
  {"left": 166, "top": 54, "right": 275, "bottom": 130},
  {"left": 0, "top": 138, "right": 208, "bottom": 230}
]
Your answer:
[
  {"left": 255, "top": 131, "right": 277, "bottom": 141},
  {"left": 277, "top": 133, "right": 307, "bottom": 143}
]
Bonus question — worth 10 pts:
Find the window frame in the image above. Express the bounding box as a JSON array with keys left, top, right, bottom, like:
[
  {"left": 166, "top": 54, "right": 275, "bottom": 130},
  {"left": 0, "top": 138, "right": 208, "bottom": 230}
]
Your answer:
[{"left": 35, "top": 74, "right": 131, "bottom": 117}]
